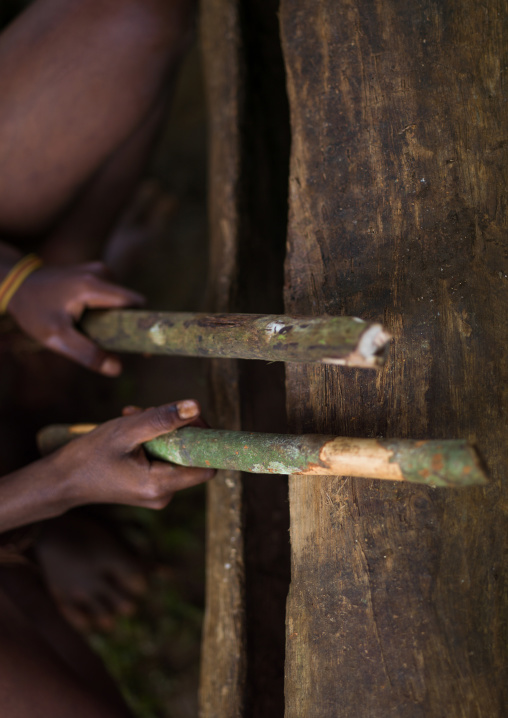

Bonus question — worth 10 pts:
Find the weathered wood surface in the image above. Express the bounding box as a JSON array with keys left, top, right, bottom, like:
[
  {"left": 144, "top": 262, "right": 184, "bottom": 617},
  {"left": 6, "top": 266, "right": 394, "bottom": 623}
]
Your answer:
[
  {"left": 200, "top": 1, "right": 291, "bottom": 716},
  {"left": 37, "top": 424, "right": 488, "bottom": 487},
  {"left": 199, "top": 1, "right": 245, "bottom": 715},
  {"left": 82, "top": 310, "right": 391, "bottom": 367},
  {"left": 281, "top": 0, "right": 508, "bottom": 716}
]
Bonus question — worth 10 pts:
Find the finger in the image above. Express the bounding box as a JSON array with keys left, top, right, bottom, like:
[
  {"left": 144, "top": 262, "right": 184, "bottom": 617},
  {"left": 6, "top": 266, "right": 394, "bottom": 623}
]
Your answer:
[
  {"left": 122, "top": 405, "right": 143, "bottom": 417},
  {"left": 78, "top": 262, "right": 116, "bottom": 284},
  {"left": 58, "top": 601, "right": 92, "bottom": 633},
  {"left": 45, "top": 327, "right": 122, "bottom": 376},
  {"left": 79, "top": 261, "right": 110, "bottom": 277},
  {"left": 121, "top": 400, "right": 202, "bottom": 445},
  {"left": 106, "top": 568, "right": 147, "bottom": 598},
  {"left": 150, "top": 463, "right": 216, "bottom": 494},
  {"left": 81, "top": 276, "right": 145, "bottom": 309},
  {"left": 67, "top": 594, "right": 114, "bottom": 632},
  {"left": 94, "top": 608, "right": 116, "bottom": 632},
  {"left": 75, "top": 595, "right": 115, "bottom": 632},
  {"left": 98, "top": 586, "right": 137, "bottom": 618}
]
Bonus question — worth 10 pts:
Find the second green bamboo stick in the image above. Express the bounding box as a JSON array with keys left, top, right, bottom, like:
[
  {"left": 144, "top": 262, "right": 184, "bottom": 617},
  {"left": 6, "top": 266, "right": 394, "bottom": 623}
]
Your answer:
[{"left": 37, "top": 425, "right": 487, "bottom": 488}]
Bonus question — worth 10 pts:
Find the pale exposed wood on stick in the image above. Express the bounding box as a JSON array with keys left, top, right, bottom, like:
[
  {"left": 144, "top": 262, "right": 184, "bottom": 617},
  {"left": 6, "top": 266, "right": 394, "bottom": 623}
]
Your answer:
[
  {"left": 81, "top": 310, "right": 391, "bottom": 368},
  {"left": 37, "top": 425, "right": 487, "bottom": 488}
]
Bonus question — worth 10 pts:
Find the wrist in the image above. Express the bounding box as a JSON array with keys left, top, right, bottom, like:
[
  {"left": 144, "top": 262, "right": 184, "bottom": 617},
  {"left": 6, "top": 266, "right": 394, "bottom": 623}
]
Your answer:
[
  {"left": 47, "top": 441, "right": 99, "bottom": 509},
  {"left": 0, "top": 242, "right": 23, "bottom": 278},
  {"left": 0, "top": 454, "right": 79, "bottom": 533},
  {"left": 0, "top": 254, "right": 43, "bottom": 315},
  {"left": 28, "top": 452, "right": 84, "bottom": 517},
  {"left": 6, "top": 261, "right": 40, "bottom": 320}
]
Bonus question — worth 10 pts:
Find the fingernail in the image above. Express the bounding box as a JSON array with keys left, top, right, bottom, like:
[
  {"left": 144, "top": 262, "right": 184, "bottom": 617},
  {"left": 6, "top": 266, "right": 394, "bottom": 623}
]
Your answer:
[
  {"left": 176, "top": 400, "right": 199, "bottom": 419},
  {"left": 101, "top": 357, "right": 122, "bottom": 376}
]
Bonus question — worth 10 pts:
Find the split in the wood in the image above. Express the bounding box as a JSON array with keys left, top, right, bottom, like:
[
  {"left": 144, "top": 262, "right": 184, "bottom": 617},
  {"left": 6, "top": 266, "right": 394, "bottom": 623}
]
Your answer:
[
  {"left": 81, "top": 310, "right": 391, "bottom": 368},
  {"left": 38, "top": 425, "right": 487, "bottom": 488}
]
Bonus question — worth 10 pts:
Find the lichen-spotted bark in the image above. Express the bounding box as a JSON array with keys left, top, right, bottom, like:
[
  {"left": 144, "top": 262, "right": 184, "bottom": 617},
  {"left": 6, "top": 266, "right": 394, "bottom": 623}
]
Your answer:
[
  {"left": 281, "top": 0, "right": 508, "bottom": 716},
  {"left": 38, "top": 425, "right": 487, "bottom": 487},
  {"left": 82, "top": 310, "right": 390, "bottom": 368}
]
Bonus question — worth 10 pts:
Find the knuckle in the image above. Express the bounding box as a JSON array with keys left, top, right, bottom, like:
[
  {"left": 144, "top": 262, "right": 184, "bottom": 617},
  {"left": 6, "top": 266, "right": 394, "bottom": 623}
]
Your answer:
[
  {"left": 43, "top": 325, "right": 70, "bottom": 350},
  {"left": 105, "top": 419, "right": 124, "bottom": 444},
  {"left": 81, "top": 267, "right": 97, "bottom": 282},
  {"left": 46, "top": 313, "right": 68, "bottom": 334},
  {"left": 86, "top": 351, "right": 106, "bottom": 371},
  {"left": 139, "top": 473, "right": 165, "bottom": 504},
  {"left": 138, "top": 465, "right": 177, "bottom": 508},
  {"left": 193, "top": 468, "right": 216, "bottom": 484},
  {"left": 145, "top": 495, "right": 171, "bottom": 510},
  {"left": 81, "top": 272, "right": 98, "bottom": 287},
  {"left": 149, "top": 406, "right": 176, "bottom": 435}
]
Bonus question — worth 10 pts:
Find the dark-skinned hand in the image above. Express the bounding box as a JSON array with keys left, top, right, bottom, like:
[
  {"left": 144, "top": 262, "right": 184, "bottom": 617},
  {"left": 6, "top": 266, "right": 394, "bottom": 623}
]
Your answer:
[
  {"left": 0, "top": 400, "right": 215, "bottom": 533},
  {"left": 53, "top": 400, "right": 215, "bottom": 509},
  {"left": 8, "top": 261, "right": 144, "bottom": 376}
]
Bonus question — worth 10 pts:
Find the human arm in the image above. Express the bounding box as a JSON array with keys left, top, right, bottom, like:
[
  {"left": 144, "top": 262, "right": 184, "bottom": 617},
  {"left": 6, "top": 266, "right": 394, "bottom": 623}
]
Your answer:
[{"left": 0, "top": 400, "right": 214, "bottom": 533}]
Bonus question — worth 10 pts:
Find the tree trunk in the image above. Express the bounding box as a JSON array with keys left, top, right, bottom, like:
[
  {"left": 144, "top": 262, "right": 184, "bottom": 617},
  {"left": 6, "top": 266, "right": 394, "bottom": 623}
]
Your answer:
[{"left": 281, "top": 0, "right": 508, "bottom": 716}]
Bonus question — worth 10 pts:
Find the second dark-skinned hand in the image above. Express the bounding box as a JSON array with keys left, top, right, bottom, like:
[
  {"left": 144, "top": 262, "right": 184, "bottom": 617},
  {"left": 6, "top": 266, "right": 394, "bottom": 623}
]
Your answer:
[
  {"left": 8, "top": 261, "right": 144, "bottom": 376},
  {"left": 0, "top": 400, "right": 216, "bottom": 534},
  {"left": 52, "top": 400, "right": 215, "bottom": 511}
]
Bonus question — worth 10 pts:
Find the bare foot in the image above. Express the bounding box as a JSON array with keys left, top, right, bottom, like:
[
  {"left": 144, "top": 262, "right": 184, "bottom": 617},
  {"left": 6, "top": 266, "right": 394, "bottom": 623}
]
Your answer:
[{"left": 34, "top": 514, "right": 148, "bottom": 633}]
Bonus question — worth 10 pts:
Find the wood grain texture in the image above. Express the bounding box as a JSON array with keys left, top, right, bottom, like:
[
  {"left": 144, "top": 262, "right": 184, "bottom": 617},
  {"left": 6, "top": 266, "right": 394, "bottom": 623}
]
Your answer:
[
  {"left": 281, "top": 0, "right": 508, "bottom": 715},
  {"left": 199, "top": 1, "right": 245, "bottom": 715},
  {"left": 200, "top": 2, "right": 291, "bottom": 715}
]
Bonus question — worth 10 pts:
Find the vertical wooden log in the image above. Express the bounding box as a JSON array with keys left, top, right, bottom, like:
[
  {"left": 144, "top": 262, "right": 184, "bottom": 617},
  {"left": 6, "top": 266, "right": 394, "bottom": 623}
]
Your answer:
[
  {"left": 281, "top": 1, "right": 508, "bottom": 716},
  {"left": 199, "top": 2, "right": 245, "bottom": 716},
  {"left": 200, "top": 3, "right": 290, "bottom": 716}
]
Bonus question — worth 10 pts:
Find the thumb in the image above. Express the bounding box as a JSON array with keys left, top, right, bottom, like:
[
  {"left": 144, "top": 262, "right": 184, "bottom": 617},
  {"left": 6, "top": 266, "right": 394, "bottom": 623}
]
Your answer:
[{"left": 122, "top": 400, "right": 201, "bottom": 446}]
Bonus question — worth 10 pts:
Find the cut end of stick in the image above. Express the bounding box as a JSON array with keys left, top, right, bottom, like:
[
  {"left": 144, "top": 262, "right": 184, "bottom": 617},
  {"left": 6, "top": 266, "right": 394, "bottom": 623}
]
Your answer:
[
  {"left": 69, "top": 423, "right": 98, "bottom": 435},
  {"left": 322, "top": 324, "right": 392, "bottom": 369}
]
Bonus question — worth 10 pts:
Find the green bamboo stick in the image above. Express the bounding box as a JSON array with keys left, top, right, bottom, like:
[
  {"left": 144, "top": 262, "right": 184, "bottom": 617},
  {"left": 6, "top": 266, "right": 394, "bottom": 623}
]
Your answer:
[
  {"left": 37, "top": 425, "right": 487, "bottom": 488},
  {"left": 81, "top": 310, "right": 391, "bottom": 368}
]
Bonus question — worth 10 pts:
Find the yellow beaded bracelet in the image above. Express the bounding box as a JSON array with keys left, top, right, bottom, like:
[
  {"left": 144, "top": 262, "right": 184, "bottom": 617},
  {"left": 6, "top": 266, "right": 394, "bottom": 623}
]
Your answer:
[{"left": 0, "top": 254, "right": 43, "bottom": 314}]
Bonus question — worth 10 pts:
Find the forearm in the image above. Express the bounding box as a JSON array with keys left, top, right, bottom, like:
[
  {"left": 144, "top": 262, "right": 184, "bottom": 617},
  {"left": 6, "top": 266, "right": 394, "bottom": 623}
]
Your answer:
[{"left": 0, "top": 455, "right": 75, "bottom": 532}]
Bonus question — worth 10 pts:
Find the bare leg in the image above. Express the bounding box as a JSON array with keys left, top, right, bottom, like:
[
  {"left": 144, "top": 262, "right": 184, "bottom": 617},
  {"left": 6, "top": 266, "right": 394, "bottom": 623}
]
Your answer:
[
  {"left": 0, "top": 0, "right": 195, "bottom": 713},
  {"left": 0, "top": 565, "right": 133, "bottom": 717},
  {"left": 0, "top": 0, "right": 193, "bottom": 238},
  {"left": 39, "top": 98, "right": 176, "bottom": 266}
]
